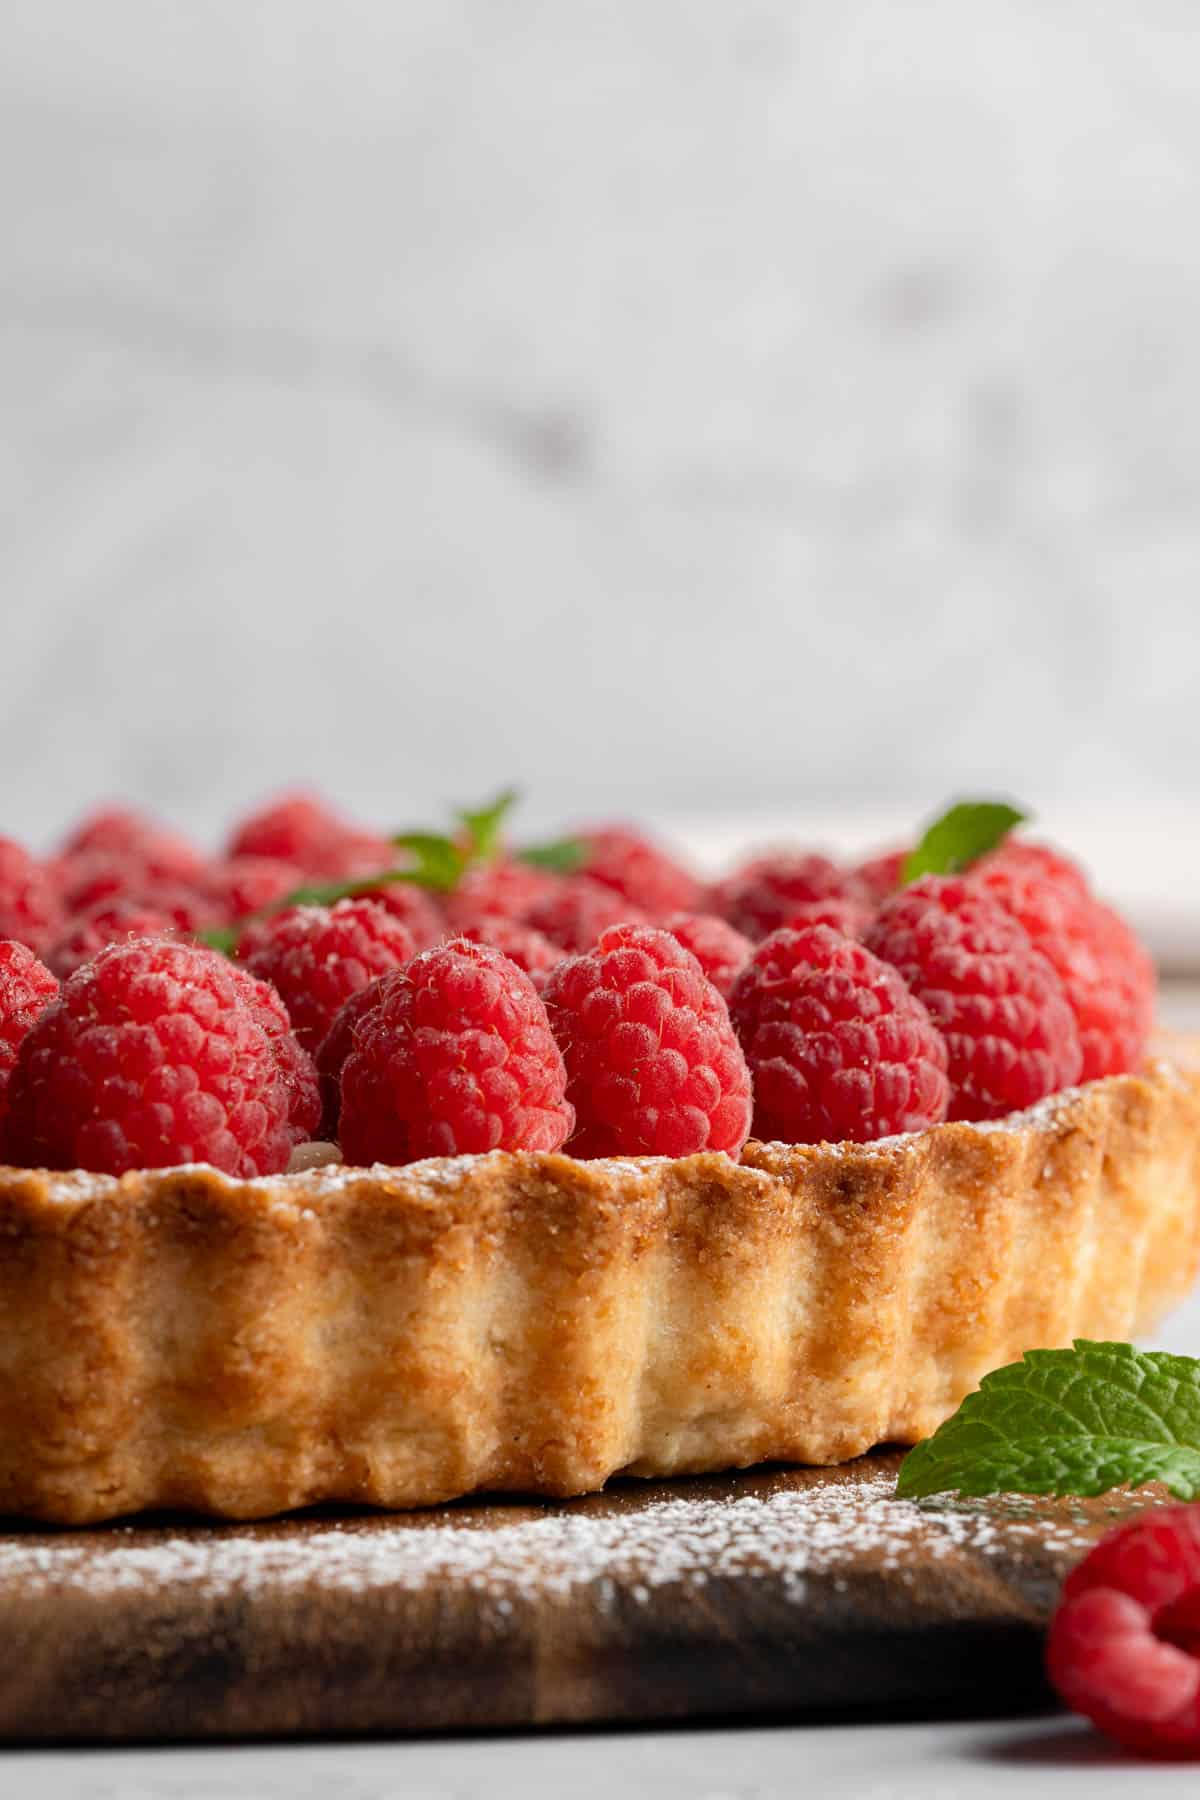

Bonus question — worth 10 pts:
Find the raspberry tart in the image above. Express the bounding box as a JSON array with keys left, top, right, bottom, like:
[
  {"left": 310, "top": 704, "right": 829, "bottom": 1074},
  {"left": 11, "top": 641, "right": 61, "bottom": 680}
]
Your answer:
[{"left": 0, "top": 795, "right": 1196, "bottom": 1525}]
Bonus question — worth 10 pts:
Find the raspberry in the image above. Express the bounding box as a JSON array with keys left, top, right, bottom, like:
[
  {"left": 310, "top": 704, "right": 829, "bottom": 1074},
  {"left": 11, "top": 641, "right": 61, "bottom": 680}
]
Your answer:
[
  {"left": 226, "top": 790, "right": 347, "bottom": 867},
  {"left": 779, "top": 896, "right": 870, "bottom": 938},
  {"left": 350, "top": 880, "right": 444, "bottom": 950},
  {"left": 443, "top": 858, "right": 561, "bottom": 928},
  {"left": 542, "top": 924, "right": 752, "bottom": 1159},
  {"left": 729, "top": 925, "right": 949, "bottom": 1144},
  {"left": 457, "top": 915, "right": 565, "bottom": 986},
  {"left": 4, "top": 939, "right": 318, "bottom": 1177},
  {"left": 853, "top": 848, "right": 908, "bottom": 904},
  {"left": 0, "top": 839, "right": 62, "bottom": 954},
  {"left": 202, "top": 857, "right": 304, "bottom": 923},
  {"left": 339, "top": 939, "right": 573, "bottom": 1163},
  {"left": 314, "top": 977, "right": 387, "bottom": 1138},
  {"left": 709, "top": 852, "right": 865, "bottom": 940},
  {"left": 1047, "top": 1506, "right": 1200, "bottom": 1756},
  {"left": 661, "top": 912, "right": 753, "bottom": 999},
  {"left": 524, "top": 876, "right": 647, "bottom": 953},
  {"left": 53, "top": 852, "right": 211, "bottom": 932},
  {"left": 978, "top": 837, "right": 1091, "bottom": 897},
  {"left": 972, "top": 862, "right": 1155, "bottom": 1081},
  {"left": 0, "top": 942, "right": 57, "bottom": 1129},
  {"left": 227, "top": 791, "right": 393, "bottom": 879},
  {"left": 239, "top": 898, "right": 416, "bottom": 1051},
  {"left": 576, "top": 824, "right": 702, "bottom": 918},
  {"left": 59, "top": 808, "right": 203, "bottom": 884},
  {"left": 45, "top": 899, "right": 182, "bottom": 978},
  {"left": 863, "top": 876, "right": 1083, "bottom": 1120}
]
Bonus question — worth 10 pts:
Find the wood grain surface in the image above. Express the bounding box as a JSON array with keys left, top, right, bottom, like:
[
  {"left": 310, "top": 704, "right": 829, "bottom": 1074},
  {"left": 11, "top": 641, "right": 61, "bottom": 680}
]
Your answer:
[{"left": 0, "top": 1452, "right": 1163, "bottom": 1743}]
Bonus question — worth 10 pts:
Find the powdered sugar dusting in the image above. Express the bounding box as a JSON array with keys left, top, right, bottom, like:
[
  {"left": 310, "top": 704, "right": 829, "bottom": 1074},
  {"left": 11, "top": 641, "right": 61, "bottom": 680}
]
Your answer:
[{"left": 0, "top": 1468, "right": 1125, "bottom": 1612}]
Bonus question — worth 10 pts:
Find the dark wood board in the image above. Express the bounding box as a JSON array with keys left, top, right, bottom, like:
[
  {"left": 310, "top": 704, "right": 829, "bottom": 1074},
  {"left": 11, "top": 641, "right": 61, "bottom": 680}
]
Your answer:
[{"left": 0, "top": 1452, "right": 1161, "bottom": 1743}]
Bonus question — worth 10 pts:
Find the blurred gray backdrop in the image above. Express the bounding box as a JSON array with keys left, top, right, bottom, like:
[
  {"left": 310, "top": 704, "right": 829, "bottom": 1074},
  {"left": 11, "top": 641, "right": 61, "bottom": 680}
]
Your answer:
[{"left": 2, "top": 0, "right": 1198, "bottom": 844}]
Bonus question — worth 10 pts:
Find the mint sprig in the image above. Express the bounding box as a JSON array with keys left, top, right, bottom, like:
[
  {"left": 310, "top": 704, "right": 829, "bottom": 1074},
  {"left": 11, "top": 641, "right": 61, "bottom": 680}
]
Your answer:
[
  {"left": 198, "top": 788, "right": 576, "bottom": 953},
  {"left": 517, "top": 837, "right": 586, "bottom": 873},
  {"left": 901, "top": 799, "right": 1027, "bottom": 884},
  {"left": 896, "top": 1341, "right": 1200, "bottom": 1502}
]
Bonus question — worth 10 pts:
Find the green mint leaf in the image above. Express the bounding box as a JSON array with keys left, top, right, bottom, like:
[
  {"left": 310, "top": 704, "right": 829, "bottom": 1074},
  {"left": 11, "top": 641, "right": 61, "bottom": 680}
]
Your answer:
[
  {"left": 901, "top": 799, "right": 1028, "bottom": 883},
  {"left": 389, "top": 832, "right": 468, "bottom": 891},
  {"left": 454, "top": 789, "right": 519, "bottom": 862},
  {"left": 896, "top": 1341, "right": 1200, "bottom": 1502},
  {"left": 196, "top": 924, "right": 239, "bottom": 955},
  {"left": 517, "top": 837, "right": 587, "bottom": 873}
]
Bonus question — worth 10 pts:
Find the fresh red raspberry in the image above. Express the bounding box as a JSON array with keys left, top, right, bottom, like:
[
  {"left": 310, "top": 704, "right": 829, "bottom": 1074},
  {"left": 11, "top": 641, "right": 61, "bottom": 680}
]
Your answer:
[
  {"left": 0, "top": 839, "right": 62, "bottom": 955},
  {"left": 863, "top": 876, "right": 1082, "bottom": 1120},
  {"left": 45, "top": 899, "right": 183, "bottom": 978},
  {"left": 3, "top": 939, "right": 318, "bottom": 1177},
  {"left": 1047, "top": 1506, "right": 1200, "bottom": 1756},
  {"left": 0, "top": 941, "right": 57, "bottom": 1129},
  {"left": 223, "top": 959, "right": 321, "bottom": 1143},
  {"left": 227, "top": 792, "right": 393, "bottom": 879},
  {"left": 443, "top": 858, "right": 561, "bottom": 928},
  {"left": 350, "top": 880, "right": 444, "bottom": 950},
  {"left": 53, "top": 852, "right": 211, "bottom": 932},
  {"left": 661, "top": 912, "right": 753, "bottom": 1000},
  {"left": 202, "top": 857, "right": 304, "bottom": 923},
  {"left": 239, "top": 898, "right": 416, "bottom": 1051},
  {"left": 524, "top": 875, "right": 647, "bottom": 954},
  {"left": 314, "top": 977, "right": 387, "bottom": 1137},
  {"left": 58, "top": 808, "right": 203, "bottom": 885},
  {"left": 457, "top": 915, "right": 565, "bottom": 986},
  {"left": 779, "top": 896, "right": 871, "bottom": 938},
  {"left": 226, "top": 790, "right": 347, "bottom": 867},
  {"left": 853, "top": 848, "right": 909, "bottom": 905},
  {"left": 972, "top": 863, "right": 1155, "bottom": 1081},
  {"left": 709, "top": 852, "right": 866, "bottom": 941},
  {"left": 978, "top": 837, "right": 1091, "bottom": 897},
  {"left": 729, "top": 924, "right": 949, "bottom": 1144},
  {"left": 576, "top": 824, "right": 702, "bottom": 918},
  {"left": 311, "top": 829, "right": 397, "bottom": 881},
  {"left": 542, "top": 924, "right": 752, "bottom": 1159},
  {"left": 339, "top": 938, "right": 573, "bottom": 1163}
]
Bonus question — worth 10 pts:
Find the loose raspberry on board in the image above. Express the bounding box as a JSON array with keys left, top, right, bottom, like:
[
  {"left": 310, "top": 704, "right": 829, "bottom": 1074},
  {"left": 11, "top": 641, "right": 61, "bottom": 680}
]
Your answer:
[
  {"left": 863, "top": 875, "right": 1083, "bottom": 1120},
  {"left": 729, "top": 924, "right": 949, "bottom": 1144},
  {"left": 338, "top": 939, "right": 573, "bottom": 1163},
  {"left": 1047, "top": 1506, "right": 1200, "bottom": 1757},
  {"left": 543, "top": 924, "right": 753, "bottom": 1159}
]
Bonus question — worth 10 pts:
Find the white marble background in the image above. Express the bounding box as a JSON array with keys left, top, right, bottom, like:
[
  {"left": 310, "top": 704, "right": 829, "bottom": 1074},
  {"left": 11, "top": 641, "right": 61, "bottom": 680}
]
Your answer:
[{"left": 2, "top": 0, "right": 1200, "bottom": 852}]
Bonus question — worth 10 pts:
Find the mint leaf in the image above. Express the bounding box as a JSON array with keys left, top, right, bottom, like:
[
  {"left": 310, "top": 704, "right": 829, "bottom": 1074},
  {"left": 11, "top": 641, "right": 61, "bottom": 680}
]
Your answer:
[
  {"left": 901, "top": 800, "right": 1027, "bottom": 883},
  {"left": 455, "top": 789, "right": 519, "bottom": 862},
  {"left": 389, "top": 832, "right": 468, "bottom": 891},
  {"left": 896, "top": 1341, "right": 1200, "bottom": 1502},
  {"left": 518, "top": 837, "right": 587, "bottom": 873}
]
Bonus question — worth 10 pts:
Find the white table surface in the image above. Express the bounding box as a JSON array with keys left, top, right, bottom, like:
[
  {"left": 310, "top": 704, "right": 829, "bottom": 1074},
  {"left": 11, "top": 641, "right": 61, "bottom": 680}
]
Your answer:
[{"left": 5, "top": 986, "right": 1200, "bottom": 1797}]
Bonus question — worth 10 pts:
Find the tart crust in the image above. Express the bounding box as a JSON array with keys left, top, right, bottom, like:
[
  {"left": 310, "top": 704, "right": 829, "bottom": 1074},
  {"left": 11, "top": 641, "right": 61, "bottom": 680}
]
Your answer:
[{"left": 2, "top": 1036, "right": 1200, "bottom": 1524}]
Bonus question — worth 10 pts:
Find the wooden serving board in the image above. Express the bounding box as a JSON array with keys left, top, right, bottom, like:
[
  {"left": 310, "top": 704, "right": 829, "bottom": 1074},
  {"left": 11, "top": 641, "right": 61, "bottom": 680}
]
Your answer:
[{"left": 0, "top": 1452, "right": 1162, "bottom": 1742}]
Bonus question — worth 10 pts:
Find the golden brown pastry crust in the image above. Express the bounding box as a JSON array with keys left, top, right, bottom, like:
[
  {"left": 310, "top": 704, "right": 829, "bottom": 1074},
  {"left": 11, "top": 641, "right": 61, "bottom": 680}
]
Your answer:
[{"left": 2, "top": 1036, "right": 1199, "bottom": 1524}]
